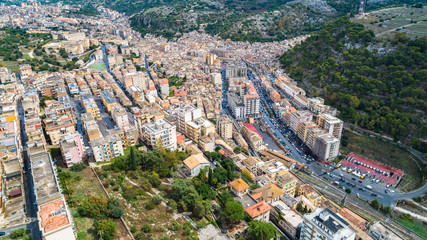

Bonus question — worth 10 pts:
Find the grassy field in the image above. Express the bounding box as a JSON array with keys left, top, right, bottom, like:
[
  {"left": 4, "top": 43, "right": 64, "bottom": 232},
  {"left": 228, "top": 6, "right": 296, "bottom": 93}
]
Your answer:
[
  {"left": 65, "top": 168, "right": 132, "bottom": 240},
  {"left": 396, "top": 218, "right": 427, "bottom": 239},
  {"left": 353, "top": 7, "right": 427, "bottom": 38},
  {"left": 90, "top": 63, "right": 106, "bottom": 70},
  {"left": 341, "top": 129, "right": 425, "bottom": 192}
]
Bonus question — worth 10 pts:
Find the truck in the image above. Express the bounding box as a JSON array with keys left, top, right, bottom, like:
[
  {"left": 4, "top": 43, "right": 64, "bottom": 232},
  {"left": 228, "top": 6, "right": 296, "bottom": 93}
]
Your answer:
[{"left": 366, "top": 185, "right": 372, "bottom": 190}]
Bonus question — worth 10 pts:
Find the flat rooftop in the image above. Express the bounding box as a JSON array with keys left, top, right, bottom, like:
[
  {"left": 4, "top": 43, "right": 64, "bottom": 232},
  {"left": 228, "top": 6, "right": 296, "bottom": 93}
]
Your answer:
[
  {"left": 38, "top": 198, "right": 72, "bottom": 235},
  {"left": 271, "top": 200, "right": 303, "bottom": 228},
  {"left": 30, "top": 152, "right": 60, "bottom": 202}
]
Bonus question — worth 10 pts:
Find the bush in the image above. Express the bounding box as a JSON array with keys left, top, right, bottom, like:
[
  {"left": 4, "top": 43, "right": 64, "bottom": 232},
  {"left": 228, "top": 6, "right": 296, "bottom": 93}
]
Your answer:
[
  {"left": 10, "top": 228, "right": 27, "bottom": 239},
  {"left": 134, "top": 232, "right": 146, "bottom": 240},
  {"left": 169, "top": 221, "right": 181, "bottom": 231},
  {"left": 144, "top": 201, "right": 156, "bottom": 210},
  {"left": 161, "top": 235, "right": 170, "bottom": 240},
  {"left": 70, "top": 162, "right": 86, "bottom": 172},
  {"left": 111, "top": 207, "right": 125, "bottom": 218},
  {"left": 152, "top": 195, "right": 163, "bottom": 205},
  {"left": 141, "top": 224, "right": 152, "bottom": 233}
]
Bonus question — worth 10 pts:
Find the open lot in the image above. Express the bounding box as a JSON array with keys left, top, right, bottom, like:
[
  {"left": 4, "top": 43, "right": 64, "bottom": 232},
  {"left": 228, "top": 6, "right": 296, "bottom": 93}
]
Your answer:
[
  {"left": 64, "top": 168, "right": 132, "bottom": 240},
  {"left": 353, "top": 7, "right": 427, "bottom": 38},
  {"left": 341, "top": 129, "right": 425, "bottom": 192}
]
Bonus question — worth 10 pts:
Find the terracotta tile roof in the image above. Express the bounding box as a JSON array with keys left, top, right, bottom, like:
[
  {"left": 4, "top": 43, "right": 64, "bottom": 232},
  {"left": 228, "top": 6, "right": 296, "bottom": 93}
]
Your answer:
[
  {"left": 251, "top": 183, "right": 284, "bottom": 202},
  {"left": 229, "top": 178, "right": 250, "bottom": 192},
  {"left": 245, "top": 201, "right": 272, "bottom": 218},
  {"left": 183, "top": 154, "right": 209, "bottom": 170}
]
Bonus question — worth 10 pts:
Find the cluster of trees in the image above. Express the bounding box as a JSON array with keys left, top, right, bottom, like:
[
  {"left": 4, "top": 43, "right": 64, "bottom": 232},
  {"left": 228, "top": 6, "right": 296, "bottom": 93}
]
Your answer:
[
  {"left": 280, "top": 17, "right": 426, "bottom": 147},
  {"left": 0, "top": 27, "right": 50, "bottom": 61},
  {"left": 295, "top": 201, "right": 312, "bottom": 214},
  {"left": 107, "top": 146, "right": 188, "bottom": 177},
  {"left": 171, "top": 178, "right": 212, "bottom": 219},
  {"left": 73, "top": 5, "right": 100, "bottom": 16},
  {"left": 206, "top": 151, "right": 237, "bottom": 186},
  {"left": 77, "top": 195, "right": 124, "bottom": 240},
  {"left": 217, "top": 191, "right": 245, "bottom": 223},
  {"left": 370, "top": 199, "right": 392, "bottom": 215}
]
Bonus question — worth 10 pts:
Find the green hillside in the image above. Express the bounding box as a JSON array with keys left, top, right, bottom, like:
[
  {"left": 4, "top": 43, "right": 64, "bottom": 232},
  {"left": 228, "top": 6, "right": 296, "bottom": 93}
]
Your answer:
[{"left": 279, "top": 17, "right": 426, "bottom": 152}]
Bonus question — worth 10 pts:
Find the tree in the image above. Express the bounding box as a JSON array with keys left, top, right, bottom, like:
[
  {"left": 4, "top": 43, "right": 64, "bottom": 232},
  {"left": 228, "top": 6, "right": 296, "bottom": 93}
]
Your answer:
[
  {"left": 241, "top": 170, "right": 253, "bottom": 183},
  {"left": 233, "top": 146, "right": 241, "bottom": 154},
  {"left": 247, "top": 220, "right": 277, "bottom": 240},
  {"left": 96, "top": 218, "right": 117, "bottom": 240},
  {"left": 192, "top": 200, "right": 205, "bottom": 219},
  {"left": 215, "top": 146, "right": 221, "bottom": 152},
  {"left": 208, "top": 168, "right": 213, "bottom": 186},
  {"left": 172, "top": 179, "right": 201, "bottom": 211},
  {"left": 128, "top": 146, "right": 138, "bottom": 170},
  {"left": 223, "top": 200, "right": 244, "bottom": 223},
  {"left": 345, "top": 188, "right": 351, "bottom": 194},
  {"left": 370, "top": 199, "right": 380, "bottom": 210}
]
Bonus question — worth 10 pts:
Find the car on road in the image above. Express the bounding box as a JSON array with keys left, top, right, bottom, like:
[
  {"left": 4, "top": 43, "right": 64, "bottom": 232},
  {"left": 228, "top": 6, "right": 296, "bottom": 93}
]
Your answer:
[
  {"left": 352, "top": 178, "right": 356, "bottom": 181},
  {"left": 0, "top": 232, "right": 5, "bottom": 236},
  {"left": 371, "top": 193, "right": 378, "bottom": 197},
  {"left": 358, "top": 180, "right": 363, "bottom": 183}
]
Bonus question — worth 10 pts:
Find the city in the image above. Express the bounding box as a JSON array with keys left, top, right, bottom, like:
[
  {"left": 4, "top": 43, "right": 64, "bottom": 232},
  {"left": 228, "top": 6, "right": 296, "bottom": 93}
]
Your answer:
[{"left": 0, "top": 1, "right": 425, "bottom": 240}]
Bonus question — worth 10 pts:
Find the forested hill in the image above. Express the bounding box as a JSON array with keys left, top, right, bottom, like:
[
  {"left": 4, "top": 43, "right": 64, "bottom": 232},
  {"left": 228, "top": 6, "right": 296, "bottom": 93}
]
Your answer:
[{"left": 279, "top": 17, "right": 426, "bottom": 150}]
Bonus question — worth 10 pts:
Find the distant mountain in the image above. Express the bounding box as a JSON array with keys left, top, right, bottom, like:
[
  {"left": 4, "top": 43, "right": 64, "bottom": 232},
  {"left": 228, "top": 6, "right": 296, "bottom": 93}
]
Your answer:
[{"left": 34, "top": 0, "right": 421, "bottom": 41}]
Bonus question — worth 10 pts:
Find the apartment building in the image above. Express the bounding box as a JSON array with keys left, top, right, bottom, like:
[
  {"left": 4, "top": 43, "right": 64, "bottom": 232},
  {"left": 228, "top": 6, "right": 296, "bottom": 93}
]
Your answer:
[
  {"left": 172, "top": 105, "right": 202, "bottom": 133},
  {"left": 313, "top": 134, "right": 340, "bottom": 161},
  {"left": 317, "top": 114, "right": 343, "bottom": 139},
  {"left": 129, "top": 85, "right": 143, "bottom": 101},
  {"left": 271, "top": 200, "right": 303, "bottom": 240},
  {"left": 44, "top": 114, "right": 76, "bottom": 145},
  {"left": 301, "top": 208, "right": 355, "bottom": 240},
  {"left": 155, "top": 78, "right": 169, "bottom": 96},
  {"left": 100, "top": 90, "right": 117, "bottom": 112},
  {"left": 244, "top": 201, "right": 272, "bottom": 223},
  {"left": 210, "top": 72, "right": 222, "bottom": 87},
  {"left": 289, "top": 110, "right": 313, "bottom": 132},
  {"left": 111, "top": 104, "right": 129, "bottom": 128},
  {"left": 276, "top": 172, "right": 298, "bottom": 197},
  {"left": 59, "top": 133, "right": 86, "bottom": 168},
  {"left": 38, "top": 198, "right": 75, "bottom": 240},
  {"left": 142, "top": 119, "right": 177, "bottom": 151},
  {"left": 297, "top": 121, "right": 318, "bottom": 143},
  {"left": 185, "top": 118, "right": 215, "bottom": 143},
  {"left": 82, "top": 96, "right": 101, "bottom": 120},
  {"left": 217, "top": 115, "right": 233, "bottom": 139},
  {"left": 91, "top": 134, "right": 124, "bottom": 162},
  {"left": 243, "top": 83, "right": 260, "bottom": 119}
]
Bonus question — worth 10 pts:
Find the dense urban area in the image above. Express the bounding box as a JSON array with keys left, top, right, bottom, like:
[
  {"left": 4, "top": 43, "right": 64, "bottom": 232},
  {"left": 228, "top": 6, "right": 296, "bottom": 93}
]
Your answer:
[{"left": 0, "top": 1, "right": 425, "bottom": 240}]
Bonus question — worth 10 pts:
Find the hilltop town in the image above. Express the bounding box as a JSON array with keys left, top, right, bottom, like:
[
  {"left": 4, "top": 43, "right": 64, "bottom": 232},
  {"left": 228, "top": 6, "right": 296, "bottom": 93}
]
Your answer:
[{"left": 0, "top": 2, "right": 425, "bottom": 240}]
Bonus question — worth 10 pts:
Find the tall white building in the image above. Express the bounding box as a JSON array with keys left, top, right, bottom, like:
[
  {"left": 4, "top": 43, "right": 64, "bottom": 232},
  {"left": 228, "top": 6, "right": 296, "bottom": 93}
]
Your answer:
[
  {"left": 217, "top": 115, "right": 233, "bottom": 139},
  {"left": 317, "top": 114, "right": 343, "bottom": 139},
  {"left": 210, "top": 73, "right": 222, "bottom": 87},
  {"left": 172, "top": 105, "right": 202, "bottom": 133},
  {"left": 301, "top": 208, "right": 356, "bottom": 240},
  {"left": 313, "top": 134, "right": 340, "bottom": 161},
  {"left": 142, "top": 119, "right": 177, "bottom": 151}
]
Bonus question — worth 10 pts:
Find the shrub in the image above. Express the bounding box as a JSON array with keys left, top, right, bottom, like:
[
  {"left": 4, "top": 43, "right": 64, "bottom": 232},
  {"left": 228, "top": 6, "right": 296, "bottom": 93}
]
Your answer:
[
  {"left": 141, "top": 224, "right": 152, "bottom": 233},
  {"left": 70, "top": 162, "right": 86, "bottom": 172},
  {"left": 152, "top": 195, "right": 163, "bottom": 205},
  {"left": 134, "top": 232, "right": 146, "bottom": 240},
  {"left": 161, "top": 235, "right": 170, "bottom": 240},
  {"left": 10, "top": 228, "right": 26, "bottom": 239},
  {"left": 144, "top": 201, "right": 156, "bottom": 210},
  {"left": 111, "top": 207, "right": 124, "bottom": 218}
]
